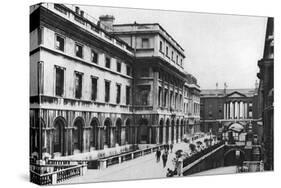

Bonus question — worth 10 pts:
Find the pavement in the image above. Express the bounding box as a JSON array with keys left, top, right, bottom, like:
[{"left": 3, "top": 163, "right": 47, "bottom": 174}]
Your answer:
[
  {"left": 61, "top": 134, "right": 213, "bottom": 184},
  {"left": 191, "top": 166, "right": 238, "bottom": 176}
]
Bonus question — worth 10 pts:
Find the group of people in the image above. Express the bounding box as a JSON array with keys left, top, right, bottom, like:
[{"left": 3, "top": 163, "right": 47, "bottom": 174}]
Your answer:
[
  {"left": 155, "top": 144, "right": 175, "bottom": 167},
  {"left": 155, "top": 143, "right": 183, "bottom": 177},
  {"left": 155, "top": 148, "right": 169, "bottom": 168}
]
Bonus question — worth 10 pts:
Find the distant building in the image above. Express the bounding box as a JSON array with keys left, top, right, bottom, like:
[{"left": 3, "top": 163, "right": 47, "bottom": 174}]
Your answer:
[
  {"left": 29, "top": 3, "right": 201, "bottom": 159},
  {"left": 183, "top": 74, "right": 201, "bottom": 134},
  {"left": 200, "top": 88, "right": 259, "bottom": 137},
  {"left": 257, "top": 17, "right": 274, "bottom": 171}
]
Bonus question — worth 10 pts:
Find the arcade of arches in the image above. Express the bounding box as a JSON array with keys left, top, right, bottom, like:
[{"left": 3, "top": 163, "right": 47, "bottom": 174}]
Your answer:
[{"left": 32, "top": 113, "right": 194, "bottom": 158}]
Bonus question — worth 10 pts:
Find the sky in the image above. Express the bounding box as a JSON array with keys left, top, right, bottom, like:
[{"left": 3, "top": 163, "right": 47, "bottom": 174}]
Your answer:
[{"left": 77, "top": 4, "right": 267, "bottom": 89}]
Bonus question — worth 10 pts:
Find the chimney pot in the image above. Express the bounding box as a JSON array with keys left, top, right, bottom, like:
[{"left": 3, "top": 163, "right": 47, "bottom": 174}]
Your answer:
[
  {"left": 99, "top": 15, "right": 115, "bottom": 31},
  {"left": 80, "top": 10, "right": 84, "bottom": 17},
  {"left": 75, "top": 7, "right": 80, "bottom": 14}
]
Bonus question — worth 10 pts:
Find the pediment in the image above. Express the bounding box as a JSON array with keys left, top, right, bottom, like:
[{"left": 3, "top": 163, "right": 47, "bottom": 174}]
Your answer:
[{"left": 226, "top": 91, "right": 246, "bottom": 98}]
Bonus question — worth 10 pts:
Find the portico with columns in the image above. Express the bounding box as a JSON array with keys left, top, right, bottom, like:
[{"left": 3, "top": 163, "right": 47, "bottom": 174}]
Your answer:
[{"left": 224, "top": 100, "right": 251, "bottom": 120}]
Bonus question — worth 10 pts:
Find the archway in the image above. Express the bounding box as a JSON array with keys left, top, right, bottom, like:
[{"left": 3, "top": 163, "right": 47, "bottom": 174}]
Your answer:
[
  {"left": 176, "top": 119, "right": 180, "bottom": 142},
  {"left": 104, "top": 118, "right": 112, "bottom": 147},
  {"left": 171, "top": 120, "right": 175, "bottom": 143},
  {"left": 224, "top": 148, "right": 245, "bottom": 166},
  {"left": 116, "top": 118, "right": 122, "bottom": 146},
  {"left": 159, "top": 119, "right": 164, "bottom": 144},
  {"left": 138, "top": 118, "right": 149, "bottom": 144},
  {"left": 125, "top": 119, "right": 131, "bottom": 144},
  {"left": 225, "top": 122, "right": 245, "bottom": 144},
  {"left": 180, "top": 119, "right": 184, "bottom": 141},
  {"left": 166, "top": 119, "right": 170, "bottom": 143},
  {"left": 73, "top": 117, "right": 84, "bottom": 153},
  {"left": 53, "top": 117, "right": 66, "bottom": 155},
  {"left": 90, "top": 118, "right": 99, "bottom": 150}
]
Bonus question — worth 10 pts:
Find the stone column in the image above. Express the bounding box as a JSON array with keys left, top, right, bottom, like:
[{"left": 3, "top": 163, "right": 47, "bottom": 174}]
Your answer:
[
  {"left": 240, "top": 102, "right": 244, "bottom": 119},
  {"left": 226, "top": 103, "right": 228, "bottom": 119},
  {"left": 237, "top": 101, "right": 240, "bottom": 119},
  {"left": 230, "top": 102, "right": 233, "bottom": 119},
  {"left": 226, "top": 102, "right": 229, "bottom": 119},
  {"left": 234, "top": 101, "right": 235, "bottom": 119},
  {"left": 223, "top": 103, "right": 226, "bottom": 119}
]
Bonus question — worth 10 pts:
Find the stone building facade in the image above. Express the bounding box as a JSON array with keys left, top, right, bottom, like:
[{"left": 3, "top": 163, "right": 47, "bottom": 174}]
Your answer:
[
  {"left": 200, "top": 88, "right": 259, "bottom": 136},
  {"left": 257, "top": 17, "right": 274, "bottom": 171},
  {"left": 30, "top": 3, "right": 200, "bottom": 159}
]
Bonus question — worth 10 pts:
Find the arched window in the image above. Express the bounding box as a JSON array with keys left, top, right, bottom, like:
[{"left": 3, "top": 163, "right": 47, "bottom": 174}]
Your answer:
[
  {"left": 53, "top": 117, "right": 66, "bottom": 155},
  {"left": 176, "top": 119, "right": 180, "bottom": 142},
  {"left": 180, "top": 119, "right": 184, "bottom": 139},
  {"left": 159, "top": 119, "right": 164, "bottom": 143},
  {"left": 73, "top": 117, "right": 84, "bottom": 153},
  {"left": 125, "top": 119, "right": 131, "bottom": 144},
  {"left": 138, "top": 118, "right": 149, "bottom": 144},
  {"left": 90, "top": 118, "right": 99, "bottom": 150},
  {"left": 171, "top": 120, "right": 175, "bottom": 143},
  {"left": 166, "top": 119, "right": 170, "bottom": 143},
  {"left": 116, "top": 118, "right": 122, "bottom": 146},
  {"left": 104, "top": 118, "right": 112, "bottom": 147}
]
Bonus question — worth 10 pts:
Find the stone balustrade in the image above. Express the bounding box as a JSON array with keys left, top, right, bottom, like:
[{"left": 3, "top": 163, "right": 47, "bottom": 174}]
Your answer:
[{"left": 30, "top": 164, "right": 87, "bottom": 185}]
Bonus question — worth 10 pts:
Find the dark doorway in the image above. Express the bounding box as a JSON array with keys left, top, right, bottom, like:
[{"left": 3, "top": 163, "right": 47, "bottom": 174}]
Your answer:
[{"left": 53, "top": 117, "right": 66, "bottom": 155}]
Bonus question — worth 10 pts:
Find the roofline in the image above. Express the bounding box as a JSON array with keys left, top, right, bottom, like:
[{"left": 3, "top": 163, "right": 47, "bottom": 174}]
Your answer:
[
  {"left": 113, "top": 23, "right": 185, "bottom": 52},
  {"left": 51, "top": 4, "right": 134, "bottom": 52}
]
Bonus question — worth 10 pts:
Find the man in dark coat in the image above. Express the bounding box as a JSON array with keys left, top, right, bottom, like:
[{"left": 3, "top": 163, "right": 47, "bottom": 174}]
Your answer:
[
  {"left": 162, "top": 151, "right": 168, "bottom": 168},
  {"left": 156, "top": 149, "right": 161, "bottom": 162}
]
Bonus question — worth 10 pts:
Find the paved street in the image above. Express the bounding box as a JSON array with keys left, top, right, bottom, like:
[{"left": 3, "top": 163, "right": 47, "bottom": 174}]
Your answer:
[
  {"left": 62, "top": 134, "right": 213, "bottom": 184},
  {"left": 192, "top": 166, "right": 237, "bottom": 176}
]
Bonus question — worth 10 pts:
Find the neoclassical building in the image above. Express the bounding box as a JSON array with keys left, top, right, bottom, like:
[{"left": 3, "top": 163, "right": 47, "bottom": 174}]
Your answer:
[
  {"left": 200, "top": 88, "right": 259, "bottom": 135},
  {"left": 30, "top": 3, "right": 200, "bottom": 159}
]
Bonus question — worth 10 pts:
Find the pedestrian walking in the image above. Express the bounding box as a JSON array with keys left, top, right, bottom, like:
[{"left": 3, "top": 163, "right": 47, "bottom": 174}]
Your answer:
[
  {"left": 176, "top": 157, "right": 183, "bottom": 176},
  {"left": 156, "top": 149, "right": 161, "bottom": 162},
  {"left": 165, "top": 144, "right": 169, "bottom": 152},
  {"left": 162, "top": 151, "right": 168, "bottom": 168},
  {"left": 170, "top": 143, "right": 173, "bottom": 153}
]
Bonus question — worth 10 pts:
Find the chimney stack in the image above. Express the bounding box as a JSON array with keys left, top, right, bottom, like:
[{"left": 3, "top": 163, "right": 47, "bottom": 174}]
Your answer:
[
  {"left": 80, "top": 10, "right": 84, "bottom": 17},
  {"left": 98, "top": 15, "right": 115, "bottom": 31},
  {"left": 75, "top": 6, "right": 80, "bottom": 14}
]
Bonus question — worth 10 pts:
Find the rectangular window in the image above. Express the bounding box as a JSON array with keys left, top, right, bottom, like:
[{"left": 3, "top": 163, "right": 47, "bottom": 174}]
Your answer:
[
  {"left": 105, "top": 81, "right": 110, "bottom": 102},
  {"left": 117, "top": 61, "right": 122, "bottom": 73},
  {"left": 38, "top": 27, "right": 43, "bottom": 45},
  {"left": 74, "top": 72, "right": 83, "bottom": 99},
  {"left": 91, "top": 50, "right": 98, "bottom": 64},
  {"left": 105, "top": 57, "right": 111, "bottom": 68},
  {"left": 176, "top": 55, "right": 178, "bottom": 64},
  {"left": 38, "top": 61, "right": 44, "bottom": 94},
  {"left": 166, "top": 46, "right": 169, "bottom": 57},
  {"left": 164, "top": 89, "right": 168, "bottom": 107},
  {"left": 75, "top": 43, "right": 83, "bottom": 58},
  {"left": 141, "top": 38, "right": 149, "bottom": 48},
  {"left": 126, "top": 65, "right": 131, "bottom": 76},
  {"left": 91, "top": 77, "right": 98, "bottom": 101},
  {"left": 140, "top": 67, "right": 149, "bottom": 77},
  {"left": 116, "top": 84, "right": 121, "bottom": 104},
  {"left": 55, "top": 35, "right": 64, "bottom": 52},
  {"left": 126, "top": 86, "right": 131, "bottom": 105},
  {"left": 159, "top": 41, "right": 163, "bottom": 52},
  {"left": 55, "top": 66, "right": 64, "bottom": 97},
  {"left": 180, "top": 59, "right": 183, "bottom": 66}
]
